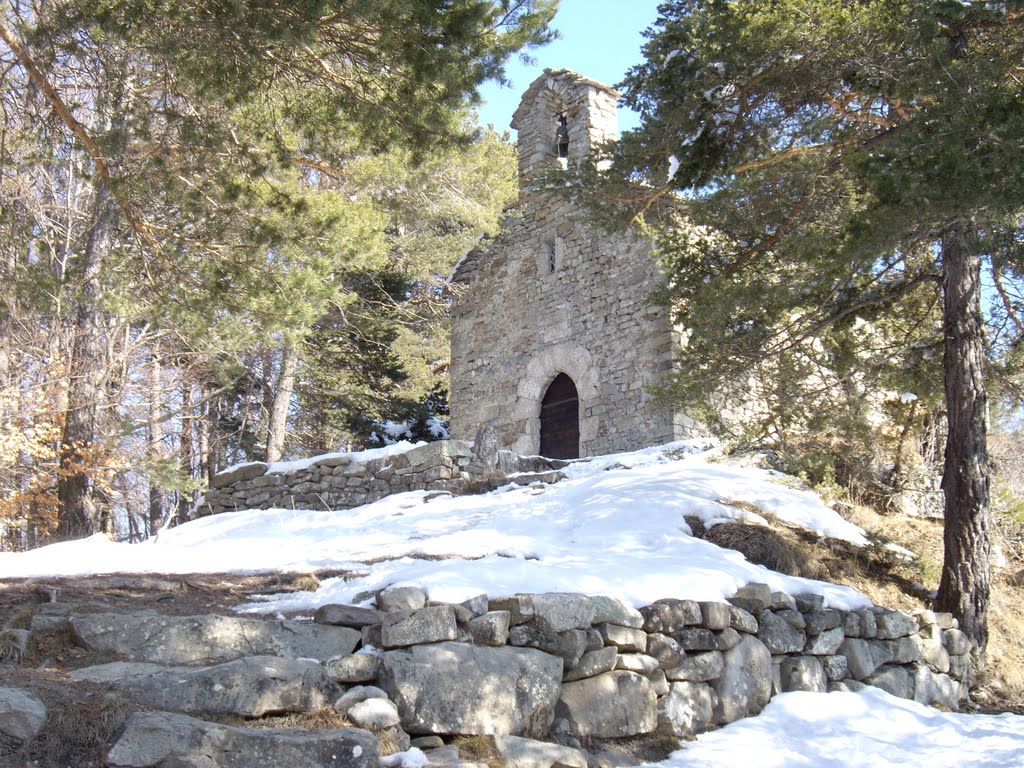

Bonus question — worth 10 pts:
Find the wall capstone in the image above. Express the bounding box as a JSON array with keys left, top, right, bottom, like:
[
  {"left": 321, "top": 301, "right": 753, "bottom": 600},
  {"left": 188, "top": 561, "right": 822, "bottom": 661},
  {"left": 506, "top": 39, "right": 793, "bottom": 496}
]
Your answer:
[{"left": 192, "top": 441, "right": 568, "bottom": 520}]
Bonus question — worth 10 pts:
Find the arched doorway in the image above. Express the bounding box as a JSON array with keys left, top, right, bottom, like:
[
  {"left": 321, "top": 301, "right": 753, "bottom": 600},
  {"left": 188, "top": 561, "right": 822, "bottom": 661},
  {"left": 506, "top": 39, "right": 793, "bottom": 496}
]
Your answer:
[{"left": 540, "top": 373, "right": 580, "bottom": 459}]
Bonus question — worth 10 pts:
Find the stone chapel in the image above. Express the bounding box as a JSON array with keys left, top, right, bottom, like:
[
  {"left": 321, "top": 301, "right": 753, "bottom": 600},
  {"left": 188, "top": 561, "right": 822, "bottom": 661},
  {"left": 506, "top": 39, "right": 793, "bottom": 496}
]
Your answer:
[{"left": 449, "top": 69, "right": 701, "bottom": 459}]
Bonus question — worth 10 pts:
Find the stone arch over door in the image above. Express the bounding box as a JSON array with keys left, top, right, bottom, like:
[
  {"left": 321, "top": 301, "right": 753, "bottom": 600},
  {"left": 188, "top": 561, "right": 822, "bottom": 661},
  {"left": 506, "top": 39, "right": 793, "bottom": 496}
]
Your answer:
[
  {"left": 540, "top": 373, "right": 580, "bottom": 459},
  {"left": 512, "top": 343, "right": 600, "bottom": 457}
]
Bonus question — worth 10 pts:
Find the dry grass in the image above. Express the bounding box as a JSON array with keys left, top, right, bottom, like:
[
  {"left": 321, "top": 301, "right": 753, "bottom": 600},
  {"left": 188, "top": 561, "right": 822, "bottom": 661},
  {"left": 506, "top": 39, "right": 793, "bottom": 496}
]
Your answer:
[
  {"left": 589, "top": 731, "right": 684, "bottom": 763},
  {"left": 218, "top": 708, "right": 353, "bottom": 730},
  {"left": 0, "top": 629, "right": 28, "bottom": 663},
  {"left": 290, "top": 573, "right": 322, "bottom": 593},
  {"left": 10, "top": 691, "right": 134, "bottom": 768},
  {"left": 704, "top": 520, "right": 827, "bottom": 579},
  {"left": 375, "top": 726, "right": 406, "bottom": 755},
  {"left": 451, "top": 734, "right": 503, "bottom": 768},
  {"left": 4, "top": 606, "right": 34, "bottom": 631}
]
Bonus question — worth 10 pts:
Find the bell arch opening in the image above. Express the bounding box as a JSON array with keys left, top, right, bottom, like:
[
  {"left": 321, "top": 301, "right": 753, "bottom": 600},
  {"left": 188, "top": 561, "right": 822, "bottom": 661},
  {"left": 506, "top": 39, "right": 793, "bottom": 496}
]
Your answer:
[{"left": 539, "top": 373, "right": 580, "bottom": 459}]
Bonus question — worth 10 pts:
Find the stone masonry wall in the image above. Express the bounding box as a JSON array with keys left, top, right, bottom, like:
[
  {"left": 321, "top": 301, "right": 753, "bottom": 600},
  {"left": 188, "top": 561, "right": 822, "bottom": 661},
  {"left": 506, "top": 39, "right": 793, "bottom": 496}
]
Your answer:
[
  {"left": 314, "top": 582, "right": 972, "bottom": 746},
  {"left": 194, "top": 439, "right": 564, "bottom": 519},
  {"left": 449, "top": 69, "right": 702, "bottom": 458},
  {"left": 449, "top": 196, "right": 693, "bottom": 457},
  {"left": 22, "top": 582, "right": 972, "bottom": 766}
]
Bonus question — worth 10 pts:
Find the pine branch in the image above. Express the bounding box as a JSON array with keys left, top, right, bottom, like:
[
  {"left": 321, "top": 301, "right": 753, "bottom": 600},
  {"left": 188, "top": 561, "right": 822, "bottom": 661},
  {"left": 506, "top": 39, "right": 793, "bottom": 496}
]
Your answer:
[
  {"left": 992, "top": 262, "right": 1024, "bottom": 336},
  {"left": 0, "top": 17, "right": 164, "bottom": 260}
]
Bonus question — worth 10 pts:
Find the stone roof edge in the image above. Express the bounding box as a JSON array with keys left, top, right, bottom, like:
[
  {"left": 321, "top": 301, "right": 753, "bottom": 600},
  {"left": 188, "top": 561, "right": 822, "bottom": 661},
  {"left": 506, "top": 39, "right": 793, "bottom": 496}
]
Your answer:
[{"left": 511, "top": 68, "right": 621, "bottom": 130}]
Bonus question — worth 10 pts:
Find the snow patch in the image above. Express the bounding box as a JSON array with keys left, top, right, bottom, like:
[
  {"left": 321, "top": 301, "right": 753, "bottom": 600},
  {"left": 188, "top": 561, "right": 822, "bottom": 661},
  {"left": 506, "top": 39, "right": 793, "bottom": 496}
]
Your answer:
[
  {"left": 668, "top": 154, "right": 681, "bottom": 183},
  {"left": 380, "top": 748, "right": 427, "bottom": 768}
]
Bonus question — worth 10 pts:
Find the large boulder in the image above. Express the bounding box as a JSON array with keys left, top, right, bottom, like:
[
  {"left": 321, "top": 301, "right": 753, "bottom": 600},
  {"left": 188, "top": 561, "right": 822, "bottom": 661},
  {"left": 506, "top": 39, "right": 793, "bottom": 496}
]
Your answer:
[
  {"left": 347, "top": 698, "right": 401, "bottom": 730},
  {"left": 866, "top": 665, "right": 914, "bottom": 699},
  {"left": 557, "top": 671, "right": 657, "bottom": 738},
  {"left": 912, "top": 665, "right": 962, "bottom": 710},
  {"left": 379, "top": 642, "right": 562, "bottom": 737},
  {"left": 699, "top": 601, "right": 732, "bottom": 630},
  {"left": 596, "top": 623, "right": 647, "bottom": 652},
  {"left": 110, "top": 656, "right": 340, "bottom": 717},
  {"left": 646, "top": 633, "right": 686, "bottom": 669},
  {"left": 564, "top": 646, "right": 617, "bottom": 682},
  {"left": 493, "top": 735, "right": 588, "bottom": 768},
  {"left": 840, "top": 638, "right": 894, "bottom": 681},
  {"left": 666, "top": 651, "right": 724, "bottom": 683},
  {"left": 509, "top": 624, "right": 586, "bottom": 667},
  {"left": 0, "top": 687, "right": 46, "bottom": 743},
  {"left": 712, "top": 635, "right": 772, "bottom": 724},
  {"left": 913, "top": 625, "right": 951, "bottom": 674},
  {"left": 210, "top": 462, "right": 267, "bottom": 488},
  {"left": 589, "top": 596, "right": 645, "bottom": 629},
  {"left": 380, "top": 606, "right": 457, "bottom": 648},
  {"left": 468, "top": 611, "right": 511, "bottom": 646},
  {"left": 377, "top": 587, "right": 427, "bottom": 612},
  {"left": 639, "top": 599, "right": 702, "bottom": 634},
  {"left": 528, "top": 593, "right": 595, "bottom": 632},
  {"left": 657, "top": 681, "right": 717, "bottom": 738},
  {"left": 804, "top": 626, "right": 845, "bottom": 656},
  {"left": 70, "top": 610, "right": 359, "bottom": 665},
  {"left": 315, "top": 604, "right": 384, "bottom": 628},
  {"left": 327, "top": 654, "right": 381, "bottom": 684},
  {"left": 780, "top": 657, "right": 826, "bottom": 693},
  {"left": 106, "top": 711, "right": 378, "bottom": 768},
  {"left": 874, "top": 609, "right": 917, "bottom": 640},
  {"left": 756, "top": 610, "right": 806, "bottom": 654}
]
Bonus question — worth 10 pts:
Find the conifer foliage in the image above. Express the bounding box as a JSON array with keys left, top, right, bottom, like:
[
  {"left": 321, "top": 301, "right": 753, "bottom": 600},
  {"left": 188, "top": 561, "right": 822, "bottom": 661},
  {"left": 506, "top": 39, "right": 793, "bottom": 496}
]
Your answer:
[
  {"left": 609, "top": 0, "right": 1024, "bottom": 652},
  {"left": 0, "top": 1, "right": 554, "bottom": 546}
]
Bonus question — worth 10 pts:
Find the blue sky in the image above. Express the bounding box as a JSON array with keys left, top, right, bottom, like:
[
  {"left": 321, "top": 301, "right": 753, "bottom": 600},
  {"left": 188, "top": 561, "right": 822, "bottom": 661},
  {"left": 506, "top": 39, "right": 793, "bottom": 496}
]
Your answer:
[{"left": 476, "top": 0, "right": 663, "bottom": 135}]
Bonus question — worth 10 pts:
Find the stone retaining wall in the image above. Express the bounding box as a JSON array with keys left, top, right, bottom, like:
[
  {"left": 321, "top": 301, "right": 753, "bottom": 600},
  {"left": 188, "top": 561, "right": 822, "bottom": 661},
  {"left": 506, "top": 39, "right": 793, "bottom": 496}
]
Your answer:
[
  {"left": 316, "top": 583, "right": 972, "bottom": 747},
  {"left": 16, "top": 583, "right": 974, "bottom": 766},
  {"left": 195, "top": 438, "right": 561, "bottom": 519}
]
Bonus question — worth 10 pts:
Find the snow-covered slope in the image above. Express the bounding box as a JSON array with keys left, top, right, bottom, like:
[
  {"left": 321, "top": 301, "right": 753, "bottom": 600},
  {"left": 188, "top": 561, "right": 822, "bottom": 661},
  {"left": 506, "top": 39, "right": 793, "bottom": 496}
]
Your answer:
[
  {"left": 0, "top": 440, "right": 868, "bottom": 614},
  {"left": 2, "top": 440, "right": 1022, "bottom": 766}
]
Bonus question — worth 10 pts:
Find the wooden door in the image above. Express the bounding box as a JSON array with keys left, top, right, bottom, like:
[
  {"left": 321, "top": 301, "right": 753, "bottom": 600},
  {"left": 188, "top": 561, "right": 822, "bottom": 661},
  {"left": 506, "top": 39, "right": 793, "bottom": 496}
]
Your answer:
[{"left": 539, "top": 373, "right": 580, "bottom": 459}]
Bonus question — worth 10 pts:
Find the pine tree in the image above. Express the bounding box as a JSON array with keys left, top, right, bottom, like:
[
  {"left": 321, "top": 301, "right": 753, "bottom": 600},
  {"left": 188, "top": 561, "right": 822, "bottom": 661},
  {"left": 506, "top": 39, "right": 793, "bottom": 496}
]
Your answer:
[
  {"left": 1, "top": 0, "right": 555, "bottom": 542},
  {"left": 605, "top": 0, "right": 1024, "bottom": 653}
]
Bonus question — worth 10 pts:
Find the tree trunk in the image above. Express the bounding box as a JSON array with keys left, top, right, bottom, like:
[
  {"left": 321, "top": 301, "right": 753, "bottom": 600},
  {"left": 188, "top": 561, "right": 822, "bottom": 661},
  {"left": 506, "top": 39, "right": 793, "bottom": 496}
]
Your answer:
[
  {"left": 57, "top": 182, "right": 116, "bottom": 540},
  {"left": 265, "top": 345, "right": 299, "bottom": 463},
  {"left": 175, "top": 378, "right": 195, "bottom": 523},
  {"left": 935, "top": 219, "right": 991, "bottom": 656},
  {"left": 147, "top": 349, "right": 164, "bottom": 534}
]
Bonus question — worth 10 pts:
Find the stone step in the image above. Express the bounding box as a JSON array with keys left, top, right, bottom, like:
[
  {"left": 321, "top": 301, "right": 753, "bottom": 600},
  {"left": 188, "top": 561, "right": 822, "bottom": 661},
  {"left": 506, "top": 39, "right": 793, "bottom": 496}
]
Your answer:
[
  {"left": 107, "top": 711, "right": 379, "bottom": 768},
  {"left": 68, "top": 609, "right": 360, "bottom": 665},
  {"left": 76, "top": 656, "right": 341, "bottom": 718}
]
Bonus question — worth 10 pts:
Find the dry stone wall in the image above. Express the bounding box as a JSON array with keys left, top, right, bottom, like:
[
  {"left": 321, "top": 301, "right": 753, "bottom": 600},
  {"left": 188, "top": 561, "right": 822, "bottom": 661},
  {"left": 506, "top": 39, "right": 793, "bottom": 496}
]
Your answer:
[
  {"left": 194, "top": 439, "right": 564, "bottom": 519},
  {"left": 13, "top": 583, "right": 973, "bottom": 767},
  {"left": 316, "top": 583, "right": 972, "bottom": 747}
]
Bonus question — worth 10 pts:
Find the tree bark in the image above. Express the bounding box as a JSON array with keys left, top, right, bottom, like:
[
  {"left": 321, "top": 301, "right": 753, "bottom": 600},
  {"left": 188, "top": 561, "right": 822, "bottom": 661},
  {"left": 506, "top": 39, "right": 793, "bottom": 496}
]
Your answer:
[
  {"left": 265, "top": 345, "right": 299, "bottom": 463},
  {"left": 935, "top": 219, "right": 991, "bottom": 655},
  {"left": 57, "top": 182, "right": 116, "bottom": 540},
  {"left": 176, "top": 378, "right": 195, "bottom": 523},
  {"left": 148, "top": 349, "right": 164, "bottom": 535}
]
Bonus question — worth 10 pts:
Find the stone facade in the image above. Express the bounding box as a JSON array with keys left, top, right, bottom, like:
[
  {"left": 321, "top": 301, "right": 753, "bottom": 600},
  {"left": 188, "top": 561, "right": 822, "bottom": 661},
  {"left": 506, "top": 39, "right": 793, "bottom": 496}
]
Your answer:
[{"left": 449, "top": 69, "right": 698, "bottom": 458}]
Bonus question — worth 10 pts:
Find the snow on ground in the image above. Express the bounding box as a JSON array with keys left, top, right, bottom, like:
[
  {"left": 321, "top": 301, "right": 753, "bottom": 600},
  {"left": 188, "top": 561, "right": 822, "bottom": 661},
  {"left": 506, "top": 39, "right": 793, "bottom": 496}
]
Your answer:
[
  {"left": 0, "top": 440, "right": 869, "bottom": 613},
  {"left": 2, "top": 439, "right": 1023, "bottom": 766},
  {"left": 660, "top": 687, "right": 1024, "bottom": 768}
]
